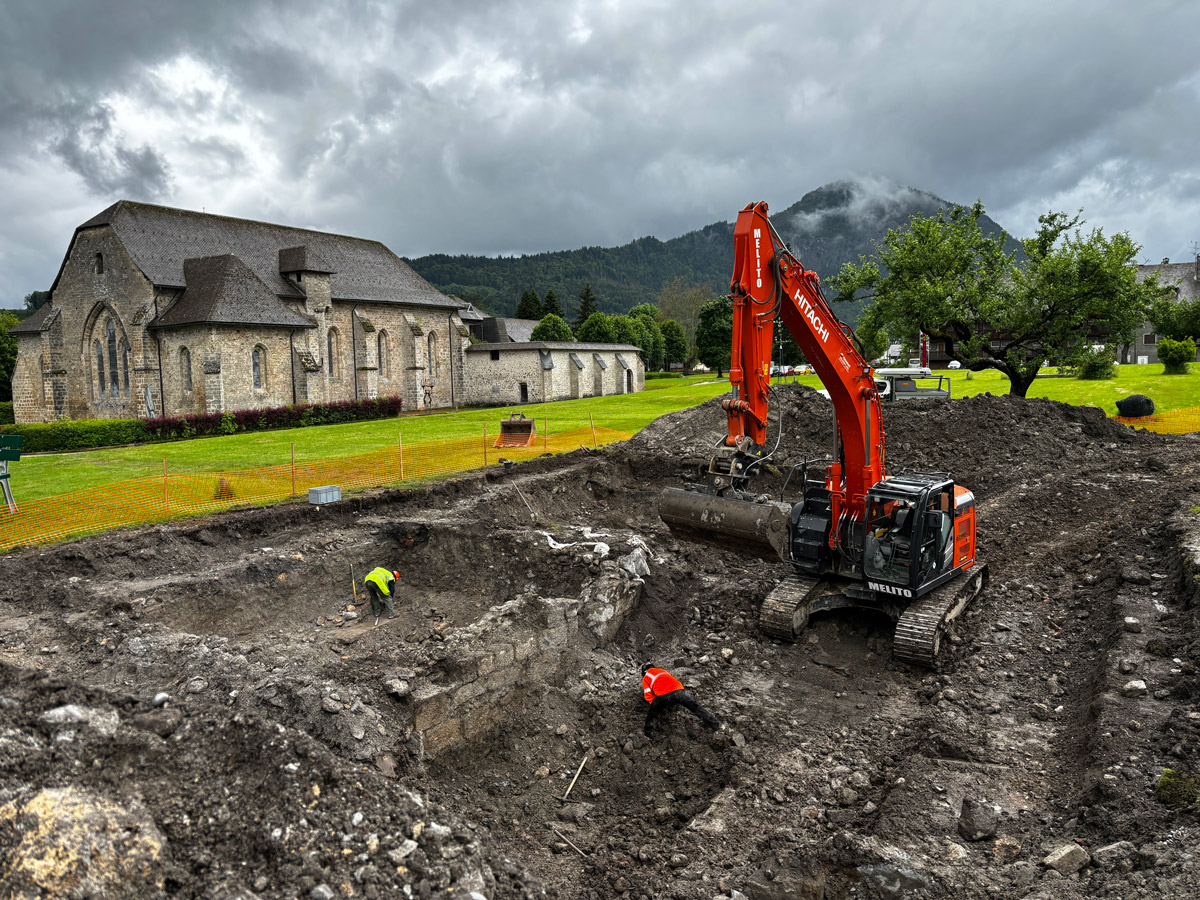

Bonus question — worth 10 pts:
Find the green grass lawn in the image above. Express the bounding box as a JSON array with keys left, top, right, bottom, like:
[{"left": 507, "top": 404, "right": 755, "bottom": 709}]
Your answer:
[{"left": 9, "top": 365, "right": 1196, "bottom": 502}]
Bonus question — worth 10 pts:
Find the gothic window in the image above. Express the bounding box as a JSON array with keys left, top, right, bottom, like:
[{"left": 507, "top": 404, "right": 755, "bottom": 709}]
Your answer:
[
  {"left": 377, "top": 330, "right": 389, "bottom": 379},
  {"left": 95, "top": 252, "right": 104, "bottom": 274},
  {"left": 94, "top": 340, "right": 106, "bottom": 398},
  {"left": 106, "top": 320, "right": 119, "bottom": 396},
  {"left": 252, "top": 345, "right": 267, "bottom": 389},
  {"left": 181, "top": 347, "right": 192, "bottom": 392},
  {"left": 327, "top": 328, "right": 341, "bottom": 379},
  {"left": 121, "top": 342, "right": 130, "bottom": 398},
  {"left": 427, "top": 331, "right": 438, "bottom": 378}
]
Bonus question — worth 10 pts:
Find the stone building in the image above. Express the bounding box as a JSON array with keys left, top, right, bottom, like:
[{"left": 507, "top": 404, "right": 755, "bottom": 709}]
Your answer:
[
  {"left": 1125, "top": 256, "right": 1200, "bottom": 365},
  {"left": 463, "top": 341, "right": 644, "bottom": 406},
  {"left": 10, "top": 201, "right": 471, "bottom": 423}
]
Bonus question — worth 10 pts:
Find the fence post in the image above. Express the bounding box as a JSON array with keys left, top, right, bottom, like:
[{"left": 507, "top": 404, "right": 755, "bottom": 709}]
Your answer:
[
  {"left": 589, "top": 412, "right": 598, "bottom": 447},
  {"left": 163, "top": 458, "right": 169, "bottom": 515},
  {"left": 291, "top": 443, "right": 296, "bottom": 497},
  {"left": 483, "top": 425, "right": 488, "bottom": 466},
  {"left": 398, "top": 431, "right": 405, "bottom": 481},
  {"left": 544, "top": 417, "right": 549, "bottom": 451}
]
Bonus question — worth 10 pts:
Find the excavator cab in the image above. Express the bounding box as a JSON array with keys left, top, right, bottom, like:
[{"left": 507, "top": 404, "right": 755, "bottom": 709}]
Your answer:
[{"left": 863, "top": 474, "right": 978, "bottom": 600}]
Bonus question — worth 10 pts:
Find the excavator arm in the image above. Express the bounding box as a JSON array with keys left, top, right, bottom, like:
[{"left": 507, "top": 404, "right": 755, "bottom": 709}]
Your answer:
[{"left": 725, "top": 201, "right": 885, "bottom": 522}]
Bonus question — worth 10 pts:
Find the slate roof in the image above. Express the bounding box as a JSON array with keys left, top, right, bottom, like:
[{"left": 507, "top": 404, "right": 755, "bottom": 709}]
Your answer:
[
  {"left": 8, "top": 303, "right": 55, "bottom": 334},
  {"left": 1136, "top": 258, "right": 1199, "bottom": 302},
  {"left": 479, "top": 317, "right": 540, "bottom": 342},
  {"left": 153, "top": 255, "right": 313, "bottom": 329},
  {"left": 64, "top": 200, "right": 460, "bottom": 309}
]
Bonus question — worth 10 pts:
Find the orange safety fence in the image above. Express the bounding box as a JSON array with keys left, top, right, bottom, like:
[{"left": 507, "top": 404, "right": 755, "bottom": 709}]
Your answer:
[
  {"left": 0, "top": 423, "right": 630, "bottom": 551},
  {"left": 1112, "top": 405, "right": 1200, "bottom": 434}
]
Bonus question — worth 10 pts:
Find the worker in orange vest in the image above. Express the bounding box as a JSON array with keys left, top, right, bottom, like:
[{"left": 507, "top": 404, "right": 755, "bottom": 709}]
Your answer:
[{"left": 641, "top": 663, "right": 721, "bottom": 737}]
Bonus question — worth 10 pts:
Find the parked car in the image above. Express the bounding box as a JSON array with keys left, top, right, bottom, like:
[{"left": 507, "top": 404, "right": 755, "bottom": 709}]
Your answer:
[
  {"left": 947, "top": 360, "right": 962, "bottom": 369},
  {"left": 794, "top": 364, "right": 813, "bottom": 375}
]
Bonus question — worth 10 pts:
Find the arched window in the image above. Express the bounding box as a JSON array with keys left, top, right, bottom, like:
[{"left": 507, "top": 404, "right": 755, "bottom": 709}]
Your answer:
[
  {"left": 180, "top": 347, "right": 192, "bottom": 393},
  {"left": 106, "top": 320, "right": 119, "bottom": 396},
  {"left": 252, "top": 345, "right": 267, "bottom": 390},
  {"left": 327, "top": 328, "right": 340, "bottom": 379},
  {"left": 121, "top": 342, "right": 130, "bottom": 398},
  {"left": 377, "top": 330, "right": 389, "bottom": 379},
  {"left": 95, "top": 252, "right": 104, "bottom": 275},
  {"left": 427, "top": 331, "right": 438, "bottom": 378},
  {"left": 94, "top": 340, "right": 106, "bottom": 398}
]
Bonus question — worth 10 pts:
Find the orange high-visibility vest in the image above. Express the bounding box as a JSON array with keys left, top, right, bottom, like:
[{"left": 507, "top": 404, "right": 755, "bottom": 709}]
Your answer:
[{"left": 643, "top": 668, "right": 684, "bottom": 703}]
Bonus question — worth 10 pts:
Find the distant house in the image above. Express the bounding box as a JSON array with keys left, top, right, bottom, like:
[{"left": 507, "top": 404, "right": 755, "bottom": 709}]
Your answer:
[
  {"left": 10, "top": 200, "right": 475, "bottom": 423},
  {"left": 1124, "top": 256, "right": 1200, "bottom": 364}
]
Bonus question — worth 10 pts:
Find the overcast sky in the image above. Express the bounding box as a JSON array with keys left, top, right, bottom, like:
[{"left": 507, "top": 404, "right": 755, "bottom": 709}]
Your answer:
[{"left": 3, "top": 0, "right": 1199, "bottom": 306}]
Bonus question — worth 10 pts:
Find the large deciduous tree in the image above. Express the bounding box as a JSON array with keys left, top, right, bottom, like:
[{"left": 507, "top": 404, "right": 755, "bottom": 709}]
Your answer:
[
  {"left": 660, "top": 319, "right": 688, "bottom": 369},
  {"left": 695, "top": 298, "right": 733, "bottom": 377},
  {"left": 530, "top": 313, "right": 574, "bottom": 342},
  {"left": 1149, "top": 291, "right": 1200, "bottom": 342},
  {"left": 576, "top": 312, "right": 617, "bottom": 343},
  {"left": 832, "top": 202, "right": 1159, "bottom": 397},
  {"left": 657, "top": 277, "right": 713, "bottom": 354},
  {"left": 23, "top": 290, "right": 49, "bottom": 311}
]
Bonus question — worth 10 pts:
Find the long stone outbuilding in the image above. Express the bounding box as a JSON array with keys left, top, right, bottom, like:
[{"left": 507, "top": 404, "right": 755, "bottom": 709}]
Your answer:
[
  {"left": 10, "top": 201, "right": 473, "bottom": 423},
  {"left": 463, "top": 341, "right": 644, "bottom": 406}
]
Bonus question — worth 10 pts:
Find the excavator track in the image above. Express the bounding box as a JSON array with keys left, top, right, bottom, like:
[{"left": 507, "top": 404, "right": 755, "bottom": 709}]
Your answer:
[
  {"left": 759, "top": 573, "right": 824, "bottom": 640},
  {"left": 893, "top": 563, "right": 990, "bottom": 668}
]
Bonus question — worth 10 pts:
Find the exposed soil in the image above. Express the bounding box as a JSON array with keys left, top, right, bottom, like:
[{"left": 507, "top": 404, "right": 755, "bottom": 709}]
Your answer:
[{"left": 3, "top": 384, "right": 1200, "bottom": 899}]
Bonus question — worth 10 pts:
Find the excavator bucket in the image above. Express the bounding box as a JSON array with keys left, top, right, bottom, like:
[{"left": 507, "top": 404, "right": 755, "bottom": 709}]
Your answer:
[
  {"left": 658, "top": 487, "right": 792, "bottom": 561},
  {"left": 494, "top": 413, "right": 536, "bottom": 448}
]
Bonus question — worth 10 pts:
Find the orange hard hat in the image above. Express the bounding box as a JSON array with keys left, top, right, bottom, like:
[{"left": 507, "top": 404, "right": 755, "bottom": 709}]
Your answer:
[{"left": 392, "top": 570, "right": 400, "bottom": 579}]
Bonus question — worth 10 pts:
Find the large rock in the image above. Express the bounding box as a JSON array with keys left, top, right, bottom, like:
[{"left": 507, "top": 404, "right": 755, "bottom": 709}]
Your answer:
[
  {"left": 0, "top": 787, "right": 165, "bottom": 898},
  {"left": 957, "top": 797, "right": 998, "bottom": 841},
  {"left": 1115, "top": 394, "right": 1154, "bottom": 418},
  {"left": 1042, "top": 843, "right": 1090, "bottom": 874}
]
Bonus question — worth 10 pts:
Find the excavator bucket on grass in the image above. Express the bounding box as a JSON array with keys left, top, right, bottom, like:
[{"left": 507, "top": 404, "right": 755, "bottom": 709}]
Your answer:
[{"left": 494, "top": 413, "right": 536, "bottom": 448}]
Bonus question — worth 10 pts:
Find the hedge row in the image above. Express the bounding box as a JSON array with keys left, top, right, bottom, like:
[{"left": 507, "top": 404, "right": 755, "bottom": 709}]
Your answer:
[
  {"left": 2, "top": 396, "right": 404, "bottom": 453},
  {"left": 0, "top": 402, "right": 13, "bottom": 426},
  {"left": 645, "top": 372, "right": 684, "bottom": 380}
]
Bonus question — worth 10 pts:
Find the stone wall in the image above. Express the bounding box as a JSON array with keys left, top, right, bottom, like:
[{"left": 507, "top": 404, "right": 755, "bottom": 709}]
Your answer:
[
  {"left": 406, "top": 551, "right": 646, "bottom": 759},
  {"left": 461, "top": 346, "right": 645, "bottom": 406}
]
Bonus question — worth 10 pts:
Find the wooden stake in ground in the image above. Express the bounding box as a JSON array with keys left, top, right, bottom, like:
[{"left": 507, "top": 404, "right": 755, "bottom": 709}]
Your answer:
[
  {"left": 562, "top": 755, "right": 588, "bottom": 801},
  {"left": 350, "top": 564, "right": 358, "bottom": 606}
]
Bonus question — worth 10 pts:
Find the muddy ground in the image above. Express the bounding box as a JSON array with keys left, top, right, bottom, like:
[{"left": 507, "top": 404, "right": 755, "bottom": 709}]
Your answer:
[{"left": 2, "top": 385, "right": 1200, "bottom": 899}]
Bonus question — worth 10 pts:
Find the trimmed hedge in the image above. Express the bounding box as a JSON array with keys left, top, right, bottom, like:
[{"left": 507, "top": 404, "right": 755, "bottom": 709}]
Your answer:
[
  {"left": 0, "top": 402, "right": 13, "bottom": 426},
  {"left": 2, "top": 396, "right": 404, "bottom": 453},
  {"left": 645, "top": 372, "right": 684, "bottom": 380}
]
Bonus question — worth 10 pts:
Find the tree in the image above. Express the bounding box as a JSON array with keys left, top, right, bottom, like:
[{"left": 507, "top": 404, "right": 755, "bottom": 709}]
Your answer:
[
  {"left": 831, "top": 202, "right": 1159, "bottom": 397},
  {"left": 661, "top": 319, "right": 688, "bottom": 369},
  {"left": 23, "top": 290, "right": 49, "bottom": 311},
  {"left": 576, "top": 312, "right": 617, "bottom": 343},
  {"left": 0, "top": 310, "right": 18, "bottom": 403},
  {"left": 530, "top": 313, "right": 574, "bottom": 342},
  {"left": 515, "top": 289, "right": 543, "bottom": 320},
  {"left": 575, "top": 284, "right": 600, "bottom": 330},
  {"left": 1149, "top": 292, "right": 1200, "bottom": 342},
  {"left": 1157, "top": 336, "right": 1196, "bottom": 375},
  {"left": 630, "top": 307, "right": 666, "bottom": 370},
  {"left": 541, "top": 289, "right": 563, "bottom": 320},
  {"left": 658, "top": 277, "right": 713, "bottom": 354},
  {"left": 695, "top": 298, "right": 733, "bottom": 377}
]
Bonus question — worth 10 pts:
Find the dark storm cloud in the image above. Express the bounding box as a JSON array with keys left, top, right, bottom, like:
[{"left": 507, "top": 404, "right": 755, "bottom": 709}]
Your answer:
[{"left": 2, "top": 0, "right": 1200, "bottom": 303}]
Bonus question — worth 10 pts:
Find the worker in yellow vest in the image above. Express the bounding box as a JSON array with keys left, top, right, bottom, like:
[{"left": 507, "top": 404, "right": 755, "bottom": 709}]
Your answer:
[{"left": 363, "top": 567, "right": 400, "bottom": 619}]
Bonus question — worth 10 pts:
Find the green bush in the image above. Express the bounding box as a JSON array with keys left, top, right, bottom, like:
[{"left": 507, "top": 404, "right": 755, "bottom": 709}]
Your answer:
[
  {"left": 1158, "top": 336, "right": 1196, "bottom": 375},
  {"left": 645, "top": 372, "right": 683, "bottom": 380},
  {"left": 0, "top": 402, "right": 13, "bottom": 425},
  {"left": 1077, "top": 346, "right": 1115, "bottom": 380},
  {"left": 3, "top": 418, "right": 149, "bottom": 453}
]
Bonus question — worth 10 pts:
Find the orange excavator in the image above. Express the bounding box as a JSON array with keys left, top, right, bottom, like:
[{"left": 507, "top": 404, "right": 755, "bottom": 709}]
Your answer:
[{"left": 659, "top": 202, "right": 987, "bottom": 665}]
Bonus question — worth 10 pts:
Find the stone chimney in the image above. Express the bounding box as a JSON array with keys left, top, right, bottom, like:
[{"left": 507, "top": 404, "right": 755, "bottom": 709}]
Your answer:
[{"left": 1194, "top": 253, "right": 1199, "bottom": 281}]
